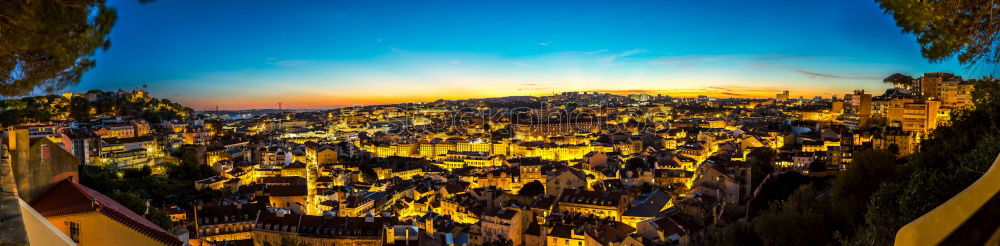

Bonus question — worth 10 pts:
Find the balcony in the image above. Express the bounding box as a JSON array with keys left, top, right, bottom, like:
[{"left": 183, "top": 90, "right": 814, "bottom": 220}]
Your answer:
[{"left": 895, "top": 153, "right": 1000, "bottom": 245}]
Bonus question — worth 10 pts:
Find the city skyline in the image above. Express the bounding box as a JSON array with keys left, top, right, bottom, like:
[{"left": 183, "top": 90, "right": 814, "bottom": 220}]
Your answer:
[{"left": 70, "top": 0, "right": 986, "bottom": 110}]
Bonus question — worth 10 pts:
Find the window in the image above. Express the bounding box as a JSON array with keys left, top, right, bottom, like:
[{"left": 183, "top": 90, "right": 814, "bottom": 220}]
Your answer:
[
  {"left": 69, "top": 221, "right": 80, "bottom": 243},
  {"left": 40, "top": 144, "right": 50, "bottom": 161}
]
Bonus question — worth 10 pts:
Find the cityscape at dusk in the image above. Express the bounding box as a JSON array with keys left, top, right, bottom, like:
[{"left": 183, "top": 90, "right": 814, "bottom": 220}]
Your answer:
[{"left": 2, "top": 1, "right": 999, "bottom": 246}]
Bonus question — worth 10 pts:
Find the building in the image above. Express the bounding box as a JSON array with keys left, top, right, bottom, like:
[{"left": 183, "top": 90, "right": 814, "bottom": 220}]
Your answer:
[
  {"left": 831, "top": 101, "right": 844, "bottom": 114},
  {"left": 622, "top": 190, "right": 672, "bottom": 228},
  {"left": 193, "top": 202, "right": 262, "bottom": 242},
  {"left": 30, "top": 179, "right": 184, "bottom": 246},
  {"left": 267, "top": 185, "right": 308, "bottom": 214},
  {"left": 557, "top": 189, "right": 630, "bottom": 221},
  {"left": 94, "top": 124, "right": 136, "bottom": 139},
  {"left": 546, "top": 224, "right": 586, "bottom": 246},
  {"left": 918, "top": 72, "right": 971, "bottom": 108},
  {"left": 776, "top": 90, "right": 789, "bottom": 102},
  {"left": 512, "top": 120, "right": 601, "bottom": 141},
  {"left": 6, "top": 126, "right": 79, "bottom": 201},
  {"left": 480, "top": 208, "right": 530, "bottom": 245},
  {"left": 873, "top": 127, "right": 919, "bottom": 156},
  {"left": 653, "top": 169, "right": 695, "bottom": 188},
  {"left": 887, "top": 98, "right": 941, "bottom": 133},
  {"left": 635, "top": 216, "right": 692, "bottom": 245},
  {"left": 253, "top": 211, "right": 398, "bottom": 246},
  {"left": 843, "top": 90, "right": 872, "bottom": 129},
  {"left": 339, "top": 196, "right": 375, "bottom": 217},
  {"left": 317, "top": 146, "right": 338, "bottom": 165},
  {"left": 60, "top": 130, "right": 101, "bottom": 166},
  {"left": 545, "top": 168, "right": 587, "bottom": 196}
]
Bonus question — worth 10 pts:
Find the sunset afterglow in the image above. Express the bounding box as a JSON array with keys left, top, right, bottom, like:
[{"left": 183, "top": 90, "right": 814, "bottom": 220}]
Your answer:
[{"left": 76, "top": 0, "right": 979, "bottom": 109}]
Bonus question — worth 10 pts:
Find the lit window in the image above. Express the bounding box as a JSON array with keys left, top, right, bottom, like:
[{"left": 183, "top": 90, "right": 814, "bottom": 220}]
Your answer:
[{"left": 69, "top": 221, "right": 80, "bottom": 242}]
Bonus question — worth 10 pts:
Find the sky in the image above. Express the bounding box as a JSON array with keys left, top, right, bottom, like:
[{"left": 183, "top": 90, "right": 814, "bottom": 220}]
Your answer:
[{"left": 73, "top": 0, "right": 985, "bottom": 110}]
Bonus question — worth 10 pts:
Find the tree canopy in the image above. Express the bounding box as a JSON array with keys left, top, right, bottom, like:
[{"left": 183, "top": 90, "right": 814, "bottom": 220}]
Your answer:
[
  {"left": 883, "top": 73, "right": 914, "bottom": 88},
  {"left": 518, "top": 180, "right": 545, "bottom": 197},
  {"left": 877, "top": 0, "right": 1000, "bottom": 66},
  {"left": 830, "top": 150, "right": 899, "bottom": 235},
  {"left": 0, "top": 0, "right": 117, "bottom": 97},
  {"left": 747, "top": 148, "right": 777, "bottom": 189}
]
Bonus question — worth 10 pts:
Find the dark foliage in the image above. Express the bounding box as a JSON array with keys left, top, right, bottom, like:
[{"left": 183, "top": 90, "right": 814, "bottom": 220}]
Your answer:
[
  {"left": 0, "top": 0, "right": 116, "bottom": 96},
  {"left": 877, "top": 0, "right": 1000, "bottom": 66},
  {"left": 518, "top": 180, "right": 545, "bottom": 197}
]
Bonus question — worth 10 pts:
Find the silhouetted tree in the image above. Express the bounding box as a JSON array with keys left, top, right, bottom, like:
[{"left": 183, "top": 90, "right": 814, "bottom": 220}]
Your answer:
[
  {"left": 518, "top": 180, "right": 545, "bottom": 197},
  {"left": 747, "top": 148, "right": 777, "bottom": 188},
  {"left": 883, "top": 73, "right": 914, "bottom": 88},
  {"left": 877, "top": 0, "right": 1000, "bottom": 66},
  {"left": 0, "top": 0, "right": 117, "bottom": 96},
  {"left": 807, "top": 159, "right": 826, "bottom": 173},
  {"left": 831, "top": 150, "right": 899, "bottom": 234},
  {"left": 69, "top": 96, "right": 92, "bottom": 121},
  {"left": 752, "top": 185, "right": 834, "bottom": 246}
]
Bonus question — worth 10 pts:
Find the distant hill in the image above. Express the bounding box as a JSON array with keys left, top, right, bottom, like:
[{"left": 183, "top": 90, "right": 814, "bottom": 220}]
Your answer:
[{"left": 0, "top": 89, "right": 193, "bottom": 127}]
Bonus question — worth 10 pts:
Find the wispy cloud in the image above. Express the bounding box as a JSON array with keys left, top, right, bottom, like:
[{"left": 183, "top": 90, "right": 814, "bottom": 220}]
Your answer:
[
  {"left": 510, "top": 61, "right": 531, "bottom": 67},
  {"left": 535, "top": 41, "right": 550, "bottom": 47},
  {"left": 586, "top": 49, "right": 608, "bottom": 55},
  {"left": 515, "top": 82, "right": 552, "bottom": 92},
  {"left": 794, "top": 69, "right": 879, "bottom": 80},
  {"left": 269, "top": 59, "right": 310, "bottom": 67},
  {"left": 649, "top": 55, "right": 720, "bottom": 68},
  {"left": 600, "top": 49, "right": 645, "bottom": 64}
]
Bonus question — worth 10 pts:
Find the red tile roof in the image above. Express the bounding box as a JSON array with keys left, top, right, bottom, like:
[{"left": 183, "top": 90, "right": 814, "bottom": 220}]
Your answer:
[{"left": 30, "top": 180, "right": 184, "bottom": 246}]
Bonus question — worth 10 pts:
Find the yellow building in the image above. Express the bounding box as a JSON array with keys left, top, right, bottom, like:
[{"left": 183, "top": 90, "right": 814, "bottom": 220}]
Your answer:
[
  {"left": 918, "top": 72, "right": 973, "bottom": 108},
  {"left": 557, "top": 189, "right": 630, "bottom": 221},
  {"left": 545, "top": 169, "right": 588, "bottom": 196},
  {"left": 547, "top": 225, "right": 587, "bottom": 246},
  {"left": 457, "top": 142, "right": 493, "bottom": 154},
  {"left": 317, "top": 147, "right": 338, "bottom": 165},
  {"left": 93, "top": 124, "right": 136, "bottom": 139},
  {"left": 339, "top": 196, "right": 375, "bottom": 217},
  {"left": 253, "top": 212, "right": 396, "bottom": 246},
  {"left": 280, "top": 162, "right": 308, "bottom": 178},
  {"left": 194, "top": 203, "right": 262, "bottom": 242},
  {"left": 266, "top": 185, "right": 308, "bottom": 214},
  {"left": 30, "top": 179, "right": 184, "bottom": 246},
  {"left": 887, "top": 98, "right": 941, "bottom": 133},
  {"left": 440, "top": 194, "right": 480, "bottom": 224}
]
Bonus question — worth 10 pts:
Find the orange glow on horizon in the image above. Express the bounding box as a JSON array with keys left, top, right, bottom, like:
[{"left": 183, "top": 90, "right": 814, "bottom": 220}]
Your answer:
[{"left": 181, "top": 86, "right": 848, "bottom": 110}]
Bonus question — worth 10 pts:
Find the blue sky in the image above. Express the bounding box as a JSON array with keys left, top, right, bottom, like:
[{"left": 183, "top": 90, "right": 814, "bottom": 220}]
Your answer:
[{"left": 75, "top": 0, "right": 981, "bottom": 109}]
